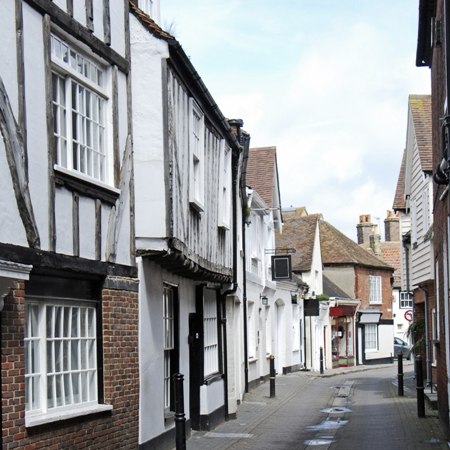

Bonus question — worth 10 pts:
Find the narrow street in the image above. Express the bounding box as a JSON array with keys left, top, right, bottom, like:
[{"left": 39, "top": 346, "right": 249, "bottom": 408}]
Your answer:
[{"left": 186, "top": 364, "right": 447, "bottom": 450}]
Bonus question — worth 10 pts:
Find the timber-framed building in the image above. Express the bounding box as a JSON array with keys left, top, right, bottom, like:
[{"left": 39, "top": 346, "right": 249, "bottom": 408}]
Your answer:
[{"left": 1, "top": 1, "right": 138, "bottom": 448}]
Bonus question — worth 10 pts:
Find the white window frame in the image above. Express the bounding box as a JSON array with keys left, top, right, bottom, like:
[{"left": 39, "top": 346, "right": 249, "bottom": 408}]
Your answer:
[
  {"left": 25, "top": 299, "right": 110, "bottom": 427},
  {"left": 51, "top": 34, "right": 112, "bottom": 187},
  {"left": 265, "top": 305, "right": 272, "bottom": 356},
  {"left": 248, "top": 301, "right": 256, "bottom": 359},
  {"left": 163, "top": 285, "right": 175, "bottom": 410},
  {"left": 218, "top": 140, "right": 232, "bottom": 229},
  {"left": 369, "top": 275, "right": 382, "bottom": 304},
  {"left": 365, "top": 324, "right": 378, "bottom": 351},
  {"left": 411, "top": 198, "right": 418, "bottom": 243},
  {"left": 399, "top": 291, "right": 413, "bottom": 309},
  {"left": 203, "top": 293, "right": 219, "bottom": 377},
  {"left": 292, "top": 304, "right": 300, "bottom": 352},
  {"left": 189, "top": 98, "right": 205, "bottom": 211},
  {"left": 422, "top": 183, "right": 430, "bottom": 233}
]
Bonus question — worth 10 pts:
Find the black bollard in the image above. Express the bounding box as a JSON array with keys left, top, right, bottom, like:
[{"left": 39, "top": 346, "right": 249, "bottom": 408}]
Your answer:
[
  {"left": 320, "top": 347, "right": 324, "bottom": 375},
  {"left": 415, "top": 356, "right": 425, "bottom": 418},
  {"left": 270, "top": 355, "right": 276, "bottom": 398},
  {"left": 173, "top": 373, "right": 186, "bottom": 450},
  {"left": 397, "top": 352, "right": 404, "bottom": 396}
]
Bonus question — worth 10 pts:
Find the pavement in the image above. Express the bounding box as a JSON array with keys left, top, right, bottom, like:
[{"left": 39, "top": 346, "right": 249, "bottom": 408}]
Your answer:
[{"left": 181, "top": 362, "right": 449, "bottom": 450}]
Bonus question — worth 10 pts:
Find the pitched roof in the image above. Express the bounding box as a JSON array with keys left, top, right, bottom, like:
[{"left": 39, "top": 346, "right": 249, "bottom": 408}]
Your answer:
[
  {"left": 393, "top": 148, "right": 407, "bottom": 210},
  {"left": 409, "top": 95, "right": 432, "bottom": 172},
  {"left": 319, "top": 220, "right": 393, "bottom": 270},
  {"left": 247, "top": 147, "right": 280, "bottom": 209},
  {"left": 275, "top": 212, "right": 320, "bottom": 272}
]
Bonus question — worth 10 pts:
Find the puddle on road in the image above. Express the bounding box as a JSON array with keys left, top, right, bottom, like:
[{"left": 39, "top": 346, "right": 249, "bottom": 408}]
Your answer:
[
  {"left": 305, "top": 438, "right": 335, "bottom": 445},
  {"left": 306, "top": 418, "right": 348, "bottom": 431},
  {"left": 321, "top": 406, "right": 352, "bottom": 414}
]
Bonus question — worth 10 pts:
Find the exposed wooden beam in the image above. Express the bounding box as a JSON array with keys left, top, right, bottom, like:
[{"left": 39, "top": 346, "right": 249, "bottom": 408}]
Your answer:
[
  {"left": 23, "top": 0, "right": 129, "bottom": 73},
  {"left": 0, "top": 76, "right": 40, "bottom": 248}
]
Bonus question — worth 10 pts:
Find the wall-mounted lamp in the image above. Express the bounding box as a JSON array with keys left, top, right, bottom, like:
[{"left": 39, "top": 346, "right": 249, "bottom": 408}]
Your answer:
[
  {"left": 260, "top": 294, "right": 269, "bottom": 306},
  {"left": 290, "top": 291, "right": 298, "bottom": 304}
]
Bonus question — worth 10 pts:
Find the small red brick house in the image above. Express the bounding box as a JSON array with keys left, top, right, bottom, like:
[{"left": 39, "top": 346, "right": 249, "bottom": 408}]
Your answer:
[{"left": 320, "top": 219, "right": 395, "bottom": 365}]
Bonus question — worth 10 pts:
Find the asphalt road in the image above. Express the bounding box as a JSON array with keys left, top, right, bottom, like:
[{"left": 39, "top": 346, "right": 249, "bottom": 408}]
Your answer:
[{"left": 185, "top": 364, "right": 447, "bottom": 450}]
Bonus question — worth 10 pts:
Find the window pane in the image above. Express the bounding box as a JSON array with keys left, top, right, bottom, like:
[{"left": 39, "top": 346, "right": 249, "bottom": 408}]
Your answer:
[
  {"left": 64, "top": 373, "right": 72, "bottom": 405},
  {"left": 80, "top": 309, "right": 86, "bottom": 337},
  {"left": 55, "top": 374, "right": 63, "bottom": 406},
  {"left": 55, "top": 340, "right": 62, "bottom": 372},
  {"left": 72, "top": 372, "right": 80, "bottom": 404},
  {"left": 88, "top": 339, "right": 96, "bottom": 368},
  {"left": 71, "top": 340, "right": 79, "bottom": 369},
  {"left": 63, "top": 340, "right": 70, "bottom": 371},
  {"left": 47, "top": 375, "right": 55, "bottom": 409},
  {"left": 81, "top": 341, "right": 87, "bottom": 370},
  {"left": 71, "top": 308, "right": 78, "bottom": 337}
]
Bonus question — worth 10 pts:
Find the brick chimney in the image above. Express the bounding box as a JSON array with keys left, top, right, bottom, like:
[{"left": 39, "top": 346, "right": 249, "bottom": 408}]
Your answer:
[
  {"left": 369, "top": 232, "right": 382, "bottom": 256},
  {"left": 357, "top": 214, "right": 375, "bottom": 244},
  {"left": 384, "top": 210, "right": 400, "bottom": 242},
  {"left": 228, "top": 119, "right": 244, "bottom": 144}
]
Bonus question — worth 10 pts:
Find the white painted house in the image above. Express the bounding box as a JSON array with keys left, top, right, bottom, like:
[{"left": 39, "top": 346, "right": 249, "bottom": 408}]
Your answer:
[
  {"left": 244, "top": 146, "right": 284, "bottom": 385},
  {"left": 276, "top": 210, "right": 330, "bottom": 372},
  {"left": 0, "top": 1, "right": 139, "bottom": 448},
  {"left": 129, "top": 4, "right": 245, "bottom": 448}
]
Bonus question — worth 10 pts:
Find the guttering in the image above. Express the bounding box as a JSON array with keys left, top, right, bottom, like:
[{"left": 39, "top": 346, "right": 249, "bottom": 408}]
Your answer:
[{"left": 239, "top": 132, "right": 251, "bottom": 394}]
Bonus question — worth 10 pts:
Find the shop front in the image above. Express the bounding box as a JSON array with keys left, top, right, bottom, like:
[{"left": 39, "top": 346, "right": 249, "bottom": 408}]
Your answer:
[{"left": 330, "top": 303, "right": 358, "bottom": 368}]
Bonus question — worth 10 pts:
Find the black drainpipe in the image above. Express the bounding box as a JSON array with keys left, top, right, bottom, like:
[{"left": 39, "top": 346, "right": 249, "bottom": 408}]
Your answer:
[
  {"left": 221, "top": 119, "right": 246, "bottom": 413},
  {"left": 237, "top": 127, "right": 250, "bottom": 394}
]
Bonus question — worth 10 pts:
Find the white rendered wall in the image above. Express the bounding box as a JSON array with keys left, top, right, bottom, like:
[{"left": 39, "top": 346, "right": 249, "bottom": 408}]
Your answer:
[
  {"left": 138, "top": 258, "right": 195, "bottom": 445},
  {"left": 130, "top": 15, "right": 169, "bottom": 241}
]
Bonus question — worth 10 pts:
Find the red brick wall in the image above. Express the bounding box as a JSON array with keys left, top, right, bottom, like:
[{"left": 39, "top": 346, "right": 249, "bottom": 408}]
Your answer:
[
  {"left": 1, "top": 279, "right": 139, "bottom": 449},
  {"left": 354, "top": 266, "right": 393, "bottom": 319}
]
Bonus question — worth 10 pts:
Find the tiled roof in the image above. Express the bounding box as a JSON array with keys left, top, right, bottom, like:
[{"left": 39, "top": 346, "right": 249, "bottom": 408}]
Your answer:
[
  {"left": 320, "top": 220, "right": 393, "bottom": 270},
  {"left": 409, "top": 95, "right": 432, "bottom": 172},
  {"left": 275, "top": 212, "right": 320, "bottom": 272},
  {"left": 247, "top": 147, "right": 279, "bottom": 208},
  {"left": 360, "top": 241, "right": 401, "bottom": 286},
  {"left": 129, "top": 1, "right": 174, "bottom": 41},
  {"left": 276, "top": 211, "right": 393, "bottom": 272},
  {"left": 393, "top": 148, "right": 407, "bottom": 210}
]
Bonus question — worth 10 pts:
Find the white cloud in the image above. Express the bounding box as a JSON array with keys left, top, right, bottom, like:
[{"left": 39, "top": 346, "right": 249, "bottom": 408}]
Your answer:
[{"left": 162, "top": 0, "right": 431, "bottom": 240}]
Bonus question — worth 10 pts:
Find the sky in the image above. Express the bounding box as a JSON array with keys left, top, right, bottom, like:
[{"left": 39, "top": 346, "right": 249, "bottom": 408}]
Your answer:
[{"left": 160, "top": 0, "right": 431, "bottom": 241}]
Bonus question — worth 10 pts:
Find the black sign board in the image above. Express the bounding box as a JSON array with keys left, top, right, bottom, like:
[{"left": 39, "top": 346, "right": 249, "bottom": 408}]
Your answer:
[
  {"left": 304, "top": 299, "right": 320, "bottom": 316},
  {"left": 271, "top": 255, "right": 292, "bottom": 280}
]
